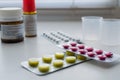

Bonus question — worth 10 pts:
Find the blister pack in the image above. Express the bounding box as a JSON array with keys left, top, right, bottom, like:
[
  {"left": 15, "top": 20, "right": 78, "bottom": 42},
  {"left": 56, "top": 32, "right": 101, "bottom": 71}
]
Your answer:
[
  {"left": 21, "top": 31, "right": 120, "bottom": 76},
  {"left": 59, "top": 42, "right": 120, "bottom": 63},
  {"left": 42, "top": 31, "right": 120, "bottom": 63},
  {"left": 21, "top": 53, "right": 90, "bottom": 76}
]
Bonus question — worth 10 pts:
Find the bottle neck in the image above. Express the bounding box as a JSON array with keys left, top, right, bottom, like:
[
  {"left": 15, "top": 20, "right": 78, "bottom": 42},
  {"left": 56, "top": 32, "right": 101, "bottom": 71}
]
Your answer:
[{"left": 23, "top": 11, "right": 37, "bottom": 15}]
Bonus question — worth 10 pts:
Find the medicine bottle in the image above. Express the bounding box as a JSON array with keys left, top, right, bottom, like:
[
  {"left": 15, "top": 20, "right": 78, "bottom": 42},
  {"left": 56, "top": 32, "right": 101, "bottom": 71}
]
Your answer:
[
  {"left": 23, "top": 0, "right": 37, "bottom": 37},
  {"left": 0, "top": 8, "right": 24, "bottom": 43}
]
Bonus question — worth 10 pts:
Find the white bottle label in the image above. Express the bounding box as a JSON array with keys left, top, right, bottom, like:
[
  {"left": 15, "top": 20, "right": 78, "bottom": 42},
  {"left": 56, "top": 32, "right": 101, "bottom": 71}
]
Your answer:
[
  {"left": 24, "top": 15, "right": 37, "bottom": 36},
  {"left": 1, "top": 24, "right": 24, "bottom": 39}
]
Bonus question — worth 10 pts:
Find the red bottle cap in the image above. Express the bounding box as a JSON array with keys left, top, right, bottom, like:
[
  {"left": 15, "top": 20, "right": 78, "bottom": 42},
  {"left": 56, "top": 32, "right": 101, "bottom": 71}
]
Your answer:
[{"left": 23, "top": 0, "right": 36, "bottom": 14}]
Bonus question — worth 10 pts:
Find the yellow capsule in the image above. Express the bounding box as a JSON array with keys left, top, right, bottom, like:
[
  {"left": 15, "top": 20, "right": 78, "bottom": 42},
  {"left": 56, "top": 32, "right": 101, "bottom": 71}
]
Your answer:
[{"left": 28, "top": 58, "right": 39, "bottom": 67}]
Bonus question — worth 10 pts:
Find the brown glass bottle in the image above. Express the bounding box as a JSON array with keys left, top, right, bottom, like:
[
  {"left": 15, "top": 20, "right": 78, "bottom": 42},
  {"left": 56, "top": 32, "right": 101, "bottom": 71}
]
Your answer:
[
  {"left": 1, "top": 20, "right": 24, "bottom": 43},
  {"left": 0, "top": 8, "right": 24, "bottom": 43}
]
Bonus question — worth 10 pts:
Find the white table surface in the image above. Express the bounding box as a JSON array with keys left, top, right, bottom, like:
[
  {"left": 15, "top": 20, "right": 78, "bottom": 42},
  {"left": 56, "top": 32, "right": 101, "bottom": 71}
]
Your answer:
[{"left": 0, "top": 21, "right": 120, "bottom": 80}]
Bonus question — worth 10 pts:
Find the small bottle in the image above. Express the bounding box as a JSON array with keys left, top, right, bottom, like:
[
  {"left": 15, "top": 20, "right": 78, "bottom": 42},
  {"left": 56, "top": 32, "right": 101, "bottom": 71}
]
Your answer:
[
  {"left": 23, "top": 0, "right": 37, "bottom": 37},
  {"left": 0, "top": 7, "right": 24, "bottom": 43}
]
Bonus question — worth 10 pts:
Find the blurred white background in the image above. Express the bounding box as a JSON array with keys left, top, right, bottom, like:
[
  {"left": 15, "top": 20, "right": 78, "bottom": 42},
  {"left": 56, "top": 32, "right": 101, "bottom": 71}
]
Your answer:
[{"left": 0, "top": 0, "right": 118, "bottom": 8}]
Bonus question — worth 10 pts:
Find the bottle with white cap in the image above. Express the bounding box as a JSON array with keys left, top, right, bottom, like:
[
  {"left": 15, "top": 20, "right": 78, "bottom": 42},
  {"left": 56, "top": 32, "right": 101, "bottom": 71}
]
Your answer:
[{"left": 0, "top": 7, "right": 24, "bottom": 43}]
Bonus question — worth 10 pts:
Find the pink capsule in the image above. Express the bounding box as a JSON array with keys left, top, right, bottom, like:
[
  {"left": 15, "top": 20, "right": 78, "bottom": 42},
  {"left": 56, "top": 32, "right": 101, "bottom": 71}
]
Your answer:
[
  {"left": 70, "top": 42, "right": 77, "bottom": 47},
  {"left": 79, "top": 49, "right": 86, "bottom": 55},
  {"left": 86, "top": 47, "right": 94, "bottom": 52},
  {"left": 63, "top": 45, "right": 69, "bottom": 49},
  {"left": 87, "top": 52, "right": 95, "bottom": 57},
  {"left": 70, "top": 47, "right": 78, "bottom": 52},
  {"left": 98, "top": 55, "right": 106, "bottom": 60},
  {"left": 105, "top": 52, "right": 113, "bottom": 58},
  {"left": 95, "top": 50, "right": 103, "bottom": 55},
  {"left": 78, "top": 45, "right": 85, "bottom": 49}
]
